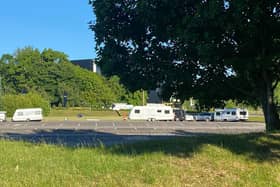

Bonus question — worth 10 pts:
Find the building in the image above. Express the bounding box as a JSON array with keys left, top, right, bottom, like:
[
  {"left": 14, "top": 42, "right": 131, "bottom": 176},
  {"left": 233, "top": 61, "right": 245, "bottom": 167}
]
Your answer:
[{"left": 71, "top": 59, "right": 101, "bottom": 74}]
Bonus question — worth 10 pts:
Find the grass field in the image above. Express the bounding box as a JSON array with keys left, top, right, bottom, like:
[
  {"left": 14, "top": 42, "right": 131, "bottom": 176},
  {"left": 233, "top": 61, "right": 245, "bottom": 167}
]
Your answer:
[
  {"left": 248, "top": 116, "right": 265, "bottom": 122},
  {"left": 0, "top": 133, "right": 280, "bottom": 186},
  {"left": 47, "top": 108, "right": 125, "bottom": 121}
]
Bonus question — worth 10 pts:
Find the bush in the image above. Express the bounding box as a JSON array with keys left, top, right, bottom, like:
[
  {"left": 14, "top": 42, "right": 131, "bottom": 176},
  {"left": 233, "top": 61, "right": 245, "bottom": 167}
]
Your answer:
[{"left": 1, "top": 93, "right": 50, "bottom": 117}]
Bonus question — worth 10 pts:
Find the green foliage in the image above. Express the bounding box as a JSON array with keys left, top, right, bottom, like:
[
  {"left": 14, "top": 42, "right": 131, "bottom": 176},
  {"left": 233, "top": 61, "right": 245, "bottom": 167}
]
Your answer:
[
  {"left": 1, "top": 92, "right": 50, "bottom": 117},
  {"left": 127, "top": 90, "right": 148, "bottom": 106},
  {"left": 0, "top": 47, "right": 138, "bottom": 109},
  {"left": 107, "top": 76, "right": 127, "bottom": 102},
  {"left": 182, "top": 99, "right": 197, "bottom": 111}
]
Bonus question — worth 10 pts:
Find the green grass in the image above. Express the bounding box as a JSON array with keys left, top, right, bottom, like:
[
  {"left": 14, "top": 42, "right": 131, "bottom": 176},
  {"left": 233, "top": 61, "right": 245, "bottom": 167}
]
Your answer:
[
  {"left": 0, "top": 133, "right": 280, "bottom": 186},
  {"left": 46, "top": 108, "right": 123, "bottom": 121},
  {"left": 248, "top": 116, "right": 265, "bottom": 122}
]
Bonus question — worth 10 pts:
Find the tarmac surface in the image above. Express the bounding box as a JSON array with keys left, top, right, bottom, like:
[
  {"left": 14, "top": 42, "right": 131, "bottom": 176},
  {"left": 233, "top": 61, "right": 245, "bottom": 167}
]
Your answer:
[{"left": 0, "top": 120, "right": 265, "bottom": 146}]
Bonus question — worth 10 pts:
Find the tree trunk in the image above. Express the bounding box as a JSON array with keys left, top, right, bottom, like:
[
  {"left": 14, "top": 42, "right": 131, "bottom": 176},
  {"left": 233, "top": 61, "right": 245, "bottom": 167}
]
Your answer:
[{"left": 261, "top": 74, "right": 280, "bottom": 131}]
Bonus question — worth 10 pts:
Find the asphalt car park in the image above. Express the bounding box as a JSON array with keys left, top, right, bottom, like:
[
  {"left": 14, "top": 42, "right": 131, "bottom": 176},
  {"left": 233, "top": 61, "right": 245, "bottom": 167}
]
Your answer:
[{"left": 0, "top": 120, "right": 265, "bottom": 146}]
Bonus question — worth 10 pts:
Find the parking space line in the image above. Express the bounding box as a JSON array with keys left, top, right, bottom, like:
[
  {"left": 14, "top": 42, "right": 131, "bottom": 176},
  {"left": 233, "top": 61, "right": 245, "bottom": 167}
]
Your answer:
[
  {"left": 55, "top": 123, "right": 63, "bottom": 130},
  {"left": 93, "top": 122, "right": 97, "bottom": 130},
  {"left": 113, "top": 122, "right": 117, "bottom": 130},
  {"left": 179, "top": 122, "right": 184, "bottom": 126},
  {"left": 13, "top": 124, "right": 24, "bottom": 127}
]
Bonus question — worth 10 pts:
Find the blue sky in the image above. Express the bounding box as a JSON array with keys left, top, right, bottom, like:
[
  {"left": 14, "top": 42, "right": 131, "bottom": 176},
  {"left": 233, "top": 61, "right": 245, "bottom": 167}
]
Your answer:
[{"left": 0, "top": 1, "right": 95, "bottom": 60}]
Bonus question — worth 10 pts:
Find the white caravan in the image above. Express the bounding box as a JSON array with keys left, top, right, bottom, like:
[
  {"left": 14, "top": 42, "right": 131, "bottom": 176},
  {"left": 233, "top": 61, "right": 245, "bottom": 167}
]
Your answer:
[
  {"left": 0, "top": 111, "right": 7, "bottom": 122},
  {"left": 214, "top": 108, "right": 249, "bottom": 121},
  {"left": 12, "top": 108, "right": 43, "bottom": 122},
  {"left": 128, "top": 104, "right": 174, "bottom": 121}
]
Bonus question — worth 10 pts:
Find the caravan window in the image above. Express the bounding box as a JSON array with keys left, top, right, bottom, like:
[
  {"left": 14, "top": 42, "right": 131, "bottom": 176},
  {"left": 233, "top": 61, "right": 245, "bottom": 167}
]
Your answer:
[
  {"left": 164, "top": 110, "right": 170, "bottom": 114},
  {"left": 17, "top": 112, "right": 23, "bottom": 116},
  {"left": 157, "top": 110, "right": 162, "bottom": 113},
  {"left": 216, "top": 112, "right": 220, "bottom": 116},
  {"left": 232, "top": 111, "right": 236, "bottom": 115},
  {"left": 135, "top": 109, "right": 140, "bottom": 114},
  {"left": 226, "top": 111, "right": 230, "bottom": 115},
  {"left": 240, "top": 111, "right": 247, "bottom": 115},
  {"left": 35, "top": 111, "right": 41, "bottom": 115}
]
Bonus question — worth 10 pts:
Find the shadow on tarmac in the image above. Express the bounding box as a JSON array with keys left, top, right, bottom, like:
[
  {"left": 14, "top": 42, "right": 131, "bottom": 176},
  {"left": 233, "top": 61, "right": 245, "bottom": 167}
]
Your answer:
[{"left": 1, "top": 128, "right": 279, "bottom": 161}]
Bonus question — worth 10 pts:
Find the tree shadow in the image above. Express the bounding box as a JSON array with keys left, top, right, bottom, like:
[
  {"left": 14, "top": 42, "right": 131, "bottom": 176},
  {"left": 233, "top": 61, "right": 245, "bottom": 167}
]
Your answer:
[
  {"left": 1, "top": 128, "right": 280, "bottom": 162},
  {"left": 114, "top": 130, "right": 280, "bottom": 162}
]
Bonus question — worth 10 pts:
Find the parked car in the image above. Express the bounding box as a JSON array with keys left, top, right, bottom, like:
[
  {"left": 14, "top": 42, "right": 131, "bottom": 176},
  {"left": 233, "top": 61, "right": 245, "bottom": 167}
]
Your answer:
[
  {"left": 185, "top": 112, "right": 195, "bottom": 121},
  {"left": 194, "top": 112, "right": 214, "bottom": 121},
  {"left": 173, "top": 109, "right": 185, "bottom": 121}
]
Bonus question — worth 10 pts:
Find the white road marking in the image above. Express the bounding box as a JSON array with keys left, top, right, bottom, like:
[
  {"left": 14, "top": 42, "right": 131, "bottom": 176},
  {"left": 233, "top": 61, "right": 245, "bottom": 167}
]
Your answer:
[
  {"left": 13, "top": 124, "right": 23, "bottom": 127},
  {"left": 56, "top": 123, "right": 63, "bottom": 130},
  {"left": 74, "top": 123, "right": 81, "bottom": 130},
  {"left": 179, "top": 123, "right": 184, "bottom": 126},
  {"left": 113, "top": 122, "right": 117, "bottom": 130}
]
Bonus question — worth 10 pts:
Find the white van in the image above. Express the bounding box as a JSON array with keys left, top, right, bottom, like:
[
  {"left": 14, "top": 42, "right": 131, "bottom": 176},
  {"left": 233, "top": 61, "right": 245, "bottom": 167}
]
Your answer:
[
  {"left": 111, "top": 103, "right": 134, "bottom": 111},
  {"left": 12, "top": 108, "right": 43, "bottom": 122},
  {"left": 214, "top": 108, "right": 249, "bottom": 121},
  {"left": 129, "top": 104, "right": 174, "bottom": 121},
  {"left": 0, "top": 111, "right": 7, "bottom": 122}
]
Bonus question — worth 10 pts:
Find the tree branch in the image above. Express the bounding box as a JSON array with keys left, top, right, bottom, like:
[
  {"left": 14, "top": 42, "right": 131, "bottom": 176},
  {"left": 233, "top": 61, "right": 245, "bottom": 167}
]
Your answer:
[{"left": 272, "top": 79, "right": 279, "bottom": 91}]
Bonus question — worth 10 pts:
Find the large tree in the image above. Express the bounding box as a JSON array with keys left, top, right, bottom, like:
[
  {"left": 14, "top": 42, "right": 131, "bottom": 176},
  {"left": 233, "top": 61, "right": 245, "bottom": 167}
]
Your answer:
[
  {"left": 0, "top": 47, "right": 132, "bottom": 108},
  {"left": 91, "top": 0, "right": 280, "bottom": 130}
]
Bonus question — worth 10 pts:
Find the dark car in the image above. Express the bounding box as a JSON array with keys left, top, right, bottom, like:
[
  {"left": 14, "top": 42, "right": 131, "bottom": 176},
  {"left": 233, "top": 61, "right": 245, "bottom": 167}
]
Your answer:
[{"left": 173, "top": 109, "right": 186, "bottom": 121}]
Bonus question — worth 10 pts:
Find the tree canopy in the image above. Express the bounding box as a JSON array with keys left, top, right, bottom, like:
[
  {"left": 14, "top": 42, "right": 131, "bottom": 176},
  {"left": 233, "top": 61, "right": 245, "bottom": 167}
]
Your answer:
[
  {"left": 0, "top": 47, "right": 144, "bottom": 108},
  {"left": 91, "top": 0, "right": 280, "bottom": 130}
]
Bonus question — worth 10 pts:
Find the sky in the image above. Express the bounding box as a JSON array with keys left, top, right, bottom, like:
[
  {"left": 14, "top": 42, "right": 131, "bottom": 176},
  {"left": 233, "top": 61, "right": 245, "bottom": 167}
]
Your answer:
[{"left": 0, "top": 1, "right": 96, "bottom": 60}]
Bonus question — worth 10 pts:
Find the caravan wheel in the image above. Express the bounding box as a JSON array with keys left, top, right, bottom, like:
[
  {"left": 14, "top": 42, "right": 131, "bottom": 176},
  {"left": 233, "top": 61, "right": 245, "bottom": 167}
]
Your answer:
[{"left": 147, "top": 118, "right": 155, "bottom": 122}]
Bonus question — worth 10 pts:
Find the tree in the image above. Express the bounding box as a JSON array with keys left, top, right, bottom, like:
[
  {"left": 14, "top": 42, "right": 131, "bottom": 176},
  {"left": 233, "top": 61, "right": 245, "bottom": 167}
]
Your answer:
[
  {"left": 194, "top": 0, "right": 280, "bottom": 130},
  {"left": 91, "top": 0, "right": 280, "bottom": 130},
  {"left": 1, "top": 47, "right": 133, "bottom": 109},
  {"left": 1, "top": 92, "right": 50, "bottom": 117}
]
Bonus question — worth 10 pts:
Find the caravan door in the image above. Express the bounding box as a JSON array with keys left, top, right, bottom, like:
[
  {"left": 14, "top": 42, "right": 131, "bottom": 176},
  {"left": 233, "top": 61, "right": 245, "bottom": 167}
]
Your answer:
[{"left": 214, "top": 109, "right": 223, "bottom": 121}]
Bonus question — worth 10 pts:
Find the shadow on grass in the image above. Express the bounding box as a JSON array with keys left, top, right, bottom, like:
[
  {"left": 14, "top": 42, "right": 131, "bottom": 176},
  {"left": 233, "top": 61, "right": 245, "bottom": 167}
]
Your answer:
[
  {"left": 112, "top": 131, "right": 280, "bottom": 162},
  {"left": 1, "top": 128, "right": 279, "bottom": 162}
]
